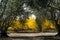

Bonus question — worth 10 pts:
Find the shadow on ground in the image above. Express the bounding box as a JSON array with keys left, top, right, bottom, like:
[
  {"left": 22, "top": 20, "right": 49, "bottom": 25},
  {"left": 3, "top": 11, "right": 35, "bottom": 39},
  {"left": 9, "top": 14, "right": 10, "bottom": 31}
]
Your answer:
[{"left": 0, "top": 36, "right": 60, "bottom": 40}]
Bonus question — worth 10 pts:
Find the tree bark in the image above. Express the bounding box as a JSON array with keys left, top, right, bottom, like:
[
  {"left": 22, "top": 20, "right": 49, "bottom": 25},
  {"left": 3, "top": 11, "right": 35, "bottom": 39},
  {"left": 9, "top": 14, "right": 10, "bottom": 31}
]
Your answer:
[{"left": 1, "top": 26, "right": 9, "bottom": 37}]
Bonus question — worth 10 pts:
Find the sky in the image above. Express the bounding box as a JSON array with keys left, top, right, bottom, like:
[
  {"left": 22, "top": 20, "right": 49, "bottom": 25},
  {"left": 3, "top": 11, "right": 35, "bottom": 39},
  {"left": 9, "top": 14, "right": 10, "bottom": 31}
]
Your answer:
[{"left": 0, "top": 0, "right": 1, "bottom": 3}]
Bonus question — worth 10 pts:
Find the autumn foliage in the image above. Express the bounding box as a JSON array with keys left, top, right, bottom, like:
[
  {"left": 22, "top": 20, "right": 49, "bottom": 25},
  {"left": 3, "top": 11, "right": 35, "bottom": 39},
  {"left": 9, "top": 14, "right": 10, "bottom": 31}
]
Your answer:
[
  {"left": 8, "top": 17, "right": 38, "bottom": 32},
  {"left": 41, "top": 19, "right": 56, "bottom": 31}
]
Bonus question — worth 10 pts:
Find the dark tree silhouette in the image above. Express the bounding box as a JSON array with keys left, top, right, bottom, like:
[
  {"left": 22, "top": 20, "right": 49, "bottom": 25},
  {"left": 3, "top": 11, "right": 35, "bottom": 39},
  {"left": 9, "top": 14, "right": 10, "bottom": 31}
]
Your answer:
[
  {"left": 0, "top": 0, "right": 9, "bottom": 37},
  {"left": 48, "top": 0, "right": 60, "bottom": 36}
]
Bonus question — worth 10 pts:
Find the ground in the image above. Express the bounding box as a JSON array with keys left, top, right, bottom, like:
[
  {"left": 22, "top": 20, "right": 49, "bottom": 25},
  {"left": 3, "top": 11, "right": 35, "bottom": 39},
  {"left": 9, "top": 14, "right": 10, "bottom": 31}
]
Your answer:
[
  {"left": 0, "top": 32, "right": 60, "bottom": 40},
  {"left": 0, "top": 36, "right": 60, "bottom": 40}
]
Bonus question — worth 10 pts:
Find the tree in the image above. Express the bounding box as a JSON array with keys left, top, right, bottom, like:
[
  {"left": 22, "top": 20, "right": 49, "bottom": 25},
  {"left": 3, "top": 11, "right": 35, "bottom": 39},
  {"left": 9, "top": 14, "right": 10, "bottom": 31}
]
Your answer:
[
  {"left": 0, "top": 0, "right": 60, "bottom": 37},
  {"left": 47, "top": 0, "right": 60, "bottom": 36},
  {"left": 0, "top": 0, "right": 9, "bottom": 37},
  {"left": 0, "top": 0, "right": 24, "bottom": 37}
]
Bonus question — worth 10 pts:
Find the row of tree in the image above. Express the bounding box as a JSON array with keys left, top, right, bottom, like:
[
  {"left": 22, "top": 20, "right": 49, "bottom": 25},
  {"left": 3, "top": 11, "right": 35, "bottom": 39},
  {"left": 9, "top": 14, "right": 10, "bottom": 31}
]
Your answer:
[{"left": 0, "top": 0, "right": 60, "bottom": 37}]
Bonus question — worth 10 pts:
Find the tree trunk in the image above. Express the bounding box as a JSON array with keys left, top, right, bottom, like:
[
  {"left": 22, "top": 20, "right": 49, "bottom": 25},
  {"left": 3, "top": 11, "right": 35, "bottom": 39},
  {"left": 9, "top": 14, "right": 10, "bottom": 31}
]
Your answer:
[
  {"left": 1, "top": 26, "right": 9, "bottom": 37},
  {"left": 55, "top": 20, "right": 60, "bottom": 36}
]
